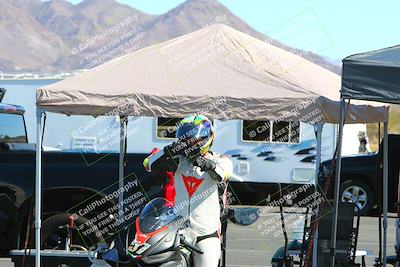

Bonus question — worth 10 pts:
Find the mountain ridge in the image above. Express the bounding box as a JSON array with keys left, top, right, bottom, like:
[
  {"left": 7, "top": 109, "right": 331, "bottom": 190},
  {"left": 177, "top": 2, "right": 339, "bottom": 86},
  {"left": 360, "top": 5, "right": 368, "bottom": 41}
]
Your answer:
[{"left": 0, "top": 0, "right": 340, "bottom": 74}]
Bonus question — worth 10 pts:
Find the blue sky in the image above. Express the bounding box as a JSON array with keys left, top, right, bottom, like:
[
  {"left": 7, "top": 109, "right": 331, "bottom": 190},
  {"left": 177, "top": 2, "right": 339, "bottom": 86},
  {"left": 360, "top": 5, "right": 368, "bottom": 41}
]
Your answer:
[{"left": 68, "top": 0, "right": 400, "bottom": 61}]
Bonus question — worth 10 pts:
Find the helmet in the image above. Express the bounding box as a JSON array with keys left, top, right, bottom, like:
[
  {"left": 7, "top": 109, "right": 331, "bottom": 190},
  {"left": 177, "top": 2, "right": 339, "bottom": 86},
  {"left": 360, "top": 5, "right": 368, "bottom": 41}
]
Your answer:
[{"left": 175, "top": 115, "right": 214, "bottom": 157}]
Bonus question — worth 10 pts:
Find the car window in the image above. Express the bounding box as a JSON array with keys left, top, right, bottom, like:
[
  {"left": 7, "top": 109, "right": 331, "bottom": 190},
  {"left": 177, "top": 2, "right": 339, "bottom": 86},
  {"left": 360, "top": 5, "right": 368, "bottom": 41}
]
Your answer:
[{"left": 0, "top": 113, "right": 27, "bottom": 143}]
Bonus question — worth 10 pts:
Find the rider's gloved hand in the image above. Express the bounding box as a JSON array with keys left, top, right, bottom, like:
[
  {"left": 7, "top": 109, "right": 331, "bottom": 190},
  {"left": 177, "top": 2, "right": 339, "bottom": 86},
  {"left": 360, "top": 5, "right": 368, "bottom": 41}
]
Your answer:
[
  {"left": 164, "top": 141, "right": 185, "bottom": 157},
  {"left": 193, "top": 156, "right": 216, "bottom": 172}
]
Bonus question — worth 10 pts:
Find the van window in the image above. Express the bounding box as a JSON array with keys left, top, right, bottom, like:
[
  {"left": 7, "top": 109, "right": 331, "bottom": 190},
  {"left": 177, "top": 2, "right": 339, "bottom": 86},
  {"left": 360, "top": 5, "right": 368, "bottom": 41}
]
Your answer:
[
  {"left": 242, "top": 120, "right": 300, "bottom": 143},
  {"left": 156, "top": 117, "right": 183, "bottom": 139},
  {"left": 242, "top": 120, "right": 271, "bottom": 142},
  {"left": 272, "top": 121, "right": 290, "bottom": 142},
  {"left": 156, "top": 117, "right": 215, "bottom": 139},
  {"left": 289, "top": 121, "right": 300, "bottom": 143}
]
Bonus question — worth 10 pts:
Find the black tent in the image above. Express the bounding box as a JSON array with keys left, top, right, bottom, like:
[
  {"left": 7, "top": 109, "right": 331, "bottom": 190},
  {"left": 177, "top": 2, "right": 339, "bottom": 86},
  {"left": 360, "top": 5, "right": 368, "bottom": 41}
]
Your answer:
[
  {"left": 332, "top": 45, "right": 400, "bottom": 267},
  {"left": 342, "top": 45, "right": 400, "bottom": 103}
]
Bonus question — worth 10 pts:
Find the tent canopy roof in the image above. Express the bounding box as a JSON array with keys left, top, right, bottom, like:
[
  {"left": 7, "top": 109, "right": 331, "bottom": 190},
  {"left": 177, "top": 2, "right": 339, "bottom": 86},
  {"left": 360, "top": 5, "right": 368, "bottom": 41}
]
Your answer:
[
  {"left": 342, "top": 45, "right": 400, "bottom": 104},
  {"left": 37, "top": 24, "right": 388, "bottom": 123}
]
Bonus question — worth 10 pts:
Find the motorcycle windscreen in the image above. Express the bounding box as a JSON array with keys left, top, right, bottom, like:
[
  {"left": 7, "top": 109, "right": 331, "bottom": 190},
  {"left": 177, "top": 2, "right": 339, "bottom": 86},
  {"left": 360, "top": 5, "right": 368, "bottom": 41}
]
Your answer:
[{"left": 139, "top": 198, "right": 178, "bottom": 234}]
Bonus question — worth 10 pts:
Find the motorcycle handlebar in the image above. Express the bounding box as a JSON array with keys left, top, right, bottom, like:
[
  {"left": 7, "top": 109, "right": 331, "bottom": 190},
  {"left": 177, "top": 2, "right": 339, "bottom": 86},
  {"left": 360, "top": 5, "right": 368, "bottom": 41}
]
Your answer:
[{"left": 180, "top": 236, "right": 204, "bottom": 254}]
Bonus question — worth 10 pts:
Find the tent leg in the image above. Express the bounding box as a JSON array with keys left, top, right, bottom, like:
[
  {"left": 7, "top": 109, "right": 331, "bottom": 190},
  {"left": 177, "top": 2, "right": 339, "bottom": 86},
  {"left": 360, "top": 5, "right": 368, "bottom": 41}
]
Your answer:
[
  {"left": 378, "top": 122, "right": 383, "bottom": 265},
  {"left": 118, "top": 117, "right": 127, "bottom": 223},
  {"left": 396, "top": 170, "right": 400, "bottom": 266},
  {"left": 330, "top": 99, "right": 345, "bottom": 267},
  {"left": 383, "top": 121, "right": 388, "bottom": 266},
  {"left": 312, "top": 122, "right": 323, "bottom": 267},
  {"left": 116, "top": 116, "right": 128, "bottom": 266},
  {"left": 35, "top": 109, "right": 44, "bottom": 267}
]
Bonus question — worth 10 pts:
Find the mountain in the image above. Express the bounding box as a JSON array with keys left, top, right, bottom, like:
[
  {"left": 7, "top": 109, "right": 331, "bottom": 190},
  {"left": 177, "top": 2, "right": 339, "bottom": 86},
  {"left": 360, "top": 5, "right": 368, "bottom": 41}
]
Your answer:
[
  {"left": 139, "top": 0, "right": 267, "bottom": 46},
  {"left": 0, "top": 0, "right": 340, "bottom": 74},
  {"left": 138, "top": 0, "right": 341, "bottom": 74},
  {"left": 0, "top": 0, "right": 74, "bottom": 72},
  {"left": 13, "top": 0, "right": 153, "bottom": 43}
]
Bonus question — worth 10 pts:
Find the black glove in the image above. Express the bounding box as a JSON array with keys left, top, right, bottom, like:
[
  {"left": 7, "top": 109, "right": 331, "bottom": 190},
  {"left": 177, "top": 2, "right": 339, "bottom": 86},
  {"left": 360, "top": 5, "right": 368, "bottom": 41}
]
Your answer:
[
  {"left": 163, "top": 141, "right": 185, "bottom": 157},
  {"left": 193, "top": 156, "right": 216, "bottom": 172}
]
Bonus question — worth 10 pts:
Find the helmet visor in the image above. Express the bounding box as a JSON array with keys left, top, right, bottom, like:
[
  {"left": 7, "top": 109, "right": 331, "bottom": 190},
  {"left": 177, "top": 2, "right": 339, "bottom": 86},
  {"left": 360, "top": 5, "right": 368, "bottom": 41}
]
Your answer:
[{"left": 176, "top": 123, "right": 211, "bottom": 140}]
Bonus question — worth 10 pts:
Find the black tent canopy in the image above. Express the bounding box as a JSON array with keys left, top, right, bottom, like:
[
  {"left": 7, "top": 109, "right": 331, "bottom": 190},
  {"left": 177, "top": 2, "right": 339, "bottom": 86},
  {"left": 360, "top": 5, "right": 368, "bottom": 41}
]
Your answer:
[
  {"left": 342, "top": 45, "right": 400, "bottom": 103},
  {"left": 333, "top": 45, "right": 400, "bottom": 267}
]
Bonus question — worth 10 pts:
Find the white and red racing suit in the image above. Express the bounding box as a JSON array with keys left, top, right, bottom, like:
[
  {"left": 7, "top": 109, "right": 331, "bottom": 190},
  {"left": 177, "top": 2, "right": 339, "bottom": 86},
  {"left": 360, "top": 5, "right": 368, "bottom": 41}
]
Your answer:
[{"left": 144, "top": 149, "right": 233, "bottom": 267}]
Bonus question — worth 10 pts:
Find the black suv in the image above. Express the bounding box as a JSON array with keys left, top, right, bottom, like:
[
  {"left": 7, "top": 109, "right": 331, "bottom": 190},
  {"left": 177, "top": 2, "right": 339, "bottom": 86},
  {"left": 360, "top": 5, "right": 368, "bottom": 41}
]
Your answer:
[
  {"left": 0, "top": 88, "right": 164, "bottom": 255},
  {"left": 321, "top": 134, "right": 400, "bottom": 215}
]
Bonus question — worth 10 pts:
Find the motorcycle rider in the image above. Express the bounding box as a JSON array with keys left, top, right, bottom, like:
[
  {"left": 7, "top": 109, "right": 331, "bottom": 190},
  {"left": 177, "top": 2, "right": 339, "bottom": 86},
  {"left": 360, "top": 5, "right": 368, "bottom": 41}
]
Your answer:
[
  {"left": 147, "top": 147, "right": 176, "bottom": 205},
  {"left": 143, "top": 115, "right": 233, "bottom": 267}
]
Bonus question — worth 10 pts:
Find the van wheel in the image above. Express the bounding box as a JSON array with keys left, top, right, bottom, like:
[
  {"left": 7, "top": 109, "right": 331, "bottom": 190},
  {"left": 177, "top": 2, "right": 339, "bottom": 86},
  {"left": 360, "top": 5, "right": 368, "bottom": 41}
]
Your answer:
[
  {"left": 37, "top": 213, "right": 104, "bottom": 250},
  {"left": 340, "top": 180, "right": 374, "bottom": 215}
]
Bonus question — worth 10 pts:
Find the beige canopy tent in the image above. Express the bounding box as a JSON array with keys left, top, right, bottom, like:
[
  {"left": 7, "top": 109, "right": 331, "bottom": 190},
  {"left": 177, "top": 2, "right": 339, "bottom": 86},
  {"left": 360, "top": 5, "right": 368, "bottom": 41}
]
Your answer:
[
  {"left": 33, "top": 24, "right": 388, "bottom": 266},
  {"left": 37, "top": 24, "right": 387, "bottom": 123}
]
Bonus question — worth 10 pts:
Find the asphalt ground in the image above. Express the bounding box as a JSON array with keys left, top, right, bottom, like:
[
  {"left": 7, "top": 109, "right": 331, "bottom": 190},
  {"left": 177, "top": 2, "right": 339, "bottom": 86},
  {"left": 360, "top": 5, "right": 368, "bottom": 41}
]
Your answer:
[
  {"left": 1, "top": 210, "right": 396, "bottom": 267},
  {"left": 226, "top": 210, "right": 397, "bottom": 267}
]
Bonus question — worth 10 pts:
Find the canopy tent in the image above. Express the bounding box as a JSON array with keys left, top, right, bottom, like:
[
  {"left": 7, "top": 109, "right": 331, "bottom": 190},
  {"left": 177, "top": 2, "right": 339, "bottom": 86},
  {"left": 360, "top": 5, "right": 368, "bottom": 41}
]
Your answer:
[
  {"left": 33, "top": 24, "right": 388, "bottom": 267},
  {"left": 37, "top": 24, "right": 387, "bottom": 123},
  {"left": 342, "top": 45, "right": 400, "bottom": 104},
  {"left": 332, "top": 45, "right": 400, "bottom": 267}
]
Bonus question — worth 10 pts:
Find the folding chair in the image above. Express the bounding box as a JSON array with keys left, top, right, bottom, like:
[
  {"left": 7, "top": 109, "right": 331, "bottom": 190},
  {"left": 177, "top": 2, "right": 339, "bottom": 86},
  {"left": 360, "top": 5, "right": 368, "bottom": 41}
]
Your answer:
[{"left": 317, "top": 201, "right": 361, "bottom": 267}]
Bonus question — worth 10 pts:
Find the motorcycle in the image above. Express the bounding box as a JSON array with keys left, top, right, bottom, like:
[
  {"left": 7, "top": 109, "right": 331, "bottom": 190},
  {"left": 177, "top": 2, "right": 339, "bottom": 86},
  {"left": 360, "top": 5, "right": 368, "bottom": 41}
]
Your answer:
[
  {"left": 92, "top": 197, "right": 204, "bottom": 266},
  {"left": 90, "top": 197, "right": 260, "bottom": 267}
]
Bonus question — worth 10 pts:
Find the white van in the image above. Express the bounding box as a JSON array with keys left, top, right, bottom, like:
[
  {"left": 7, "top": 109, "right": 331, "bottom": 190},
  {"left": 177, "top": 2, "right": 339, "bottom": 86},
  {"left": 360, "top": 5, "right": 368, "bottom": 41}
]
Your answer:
[
  {"left": 63, "top": 116, "right": 365, "bottom": 184},
  {"left": 132, "top": 117, "right": 364, "bottom": 204}
]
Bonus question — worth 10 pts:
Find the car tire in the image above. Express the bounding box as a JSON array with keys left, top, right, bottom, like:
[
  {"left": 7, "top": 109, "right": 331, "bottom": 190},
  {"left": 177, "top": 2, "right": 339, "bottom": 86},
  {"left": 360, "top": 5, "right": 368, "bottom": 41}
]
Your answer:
[
  {"left": 340, "top": 179, "right": 375, "bottom": 215},
  {"left": 38, "top": 213, "right": 104, "bottom": 250}
]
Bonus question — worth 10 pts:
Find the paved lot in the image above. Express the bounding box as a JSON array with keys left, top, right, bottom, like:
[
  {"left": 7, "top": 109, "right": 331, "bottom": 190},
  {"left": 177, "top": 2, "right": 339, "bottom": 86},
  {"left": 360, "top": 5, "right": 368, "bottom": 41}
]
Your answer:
[
  {"left": 2, "top": 211, "right": 396, "bottom": 266},
  {"left": 226, "top": 211, "right": 397, "bottom": 267}
]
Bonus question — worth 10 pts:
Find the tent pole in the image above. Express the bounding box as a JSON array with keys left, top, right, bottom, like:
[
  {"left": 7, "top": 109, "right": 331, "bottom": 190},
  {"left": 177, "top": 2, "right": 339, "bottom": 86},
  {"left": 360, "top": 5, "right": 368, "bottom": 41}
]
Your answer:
[
  {"left": 378, "top": 122, "right": 382, "bottom": 264},
  {"left": 383, "top": 121, "right": 389, "bottom": 266},
  {"left": 314, "top": 122, "right": 323, "bottom": 185},
  {"left": 35, "top": 108, "right": 44, "bottom": 267},
  {"left": 312, "top": 122, "right": 323, "bottom": 267},
  {"left": 116, "top": 116, "right": 127, "bottom": 267},
  {"left": 330, "top": 99, "right": 345, "bottom": 267},
  {"left": 396, "top": 167, "right": 400, "bottom": 266},
  {"left": 119, "top": 116, "right": 127, "bottom": 222}
]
